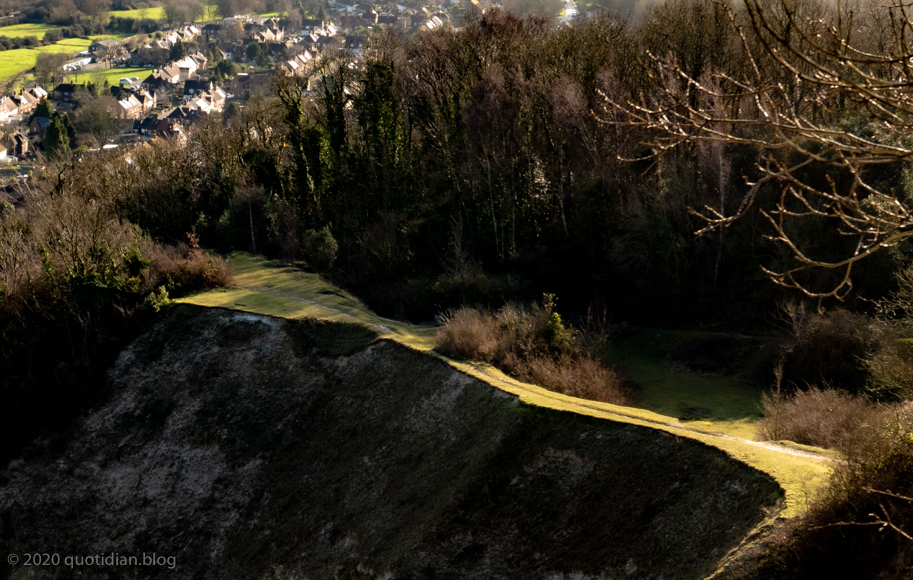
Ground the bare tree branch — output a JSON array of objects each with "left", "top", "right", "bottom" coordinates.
[{"left": 598, "top": 0, "right": 913, "bottom": 299}]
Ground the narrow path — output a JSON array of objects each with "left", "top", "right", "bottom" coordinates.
[
  {"left": 460, "top": 356, "right": 831, "bottom": 463},
  {"left": 178, "top": 252, "right": 833, "bottom": 519},
  {"left": 242, "top": 281, "right": 830, "bottom": 466},
  {"left": 246, "top": 284, "right": 395, "bottom": 333}
]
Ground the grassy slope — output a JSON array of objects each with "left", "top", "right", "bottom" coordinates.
[
  {"left": 0, "top": 306, "right": 786, "bottom": 579},
  {"left": 0, "top": 36, "right": 137, "bottom": 84},
  {"left": 0, "top": 38, "right": 92, "bottom": 80},
  {"left": 0, "top": 23, "right": 63, "bottom": 39},
  {"left": 178, "top": 252, "right": 832, "bottom": 519}
]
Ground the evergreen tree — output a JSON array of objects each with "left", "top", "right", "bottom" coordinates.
[
  {"left": 44, "top": 113, "right": 71, "bottom": 161},
  {"left": 29, "top": 99, "right": 52, "bottom": 123},
  {"left": 208, "top": 44, "right": 222, "bottom": 63},
  {"left": 170, "top": 40, "right": 188, "bottom": 61}
]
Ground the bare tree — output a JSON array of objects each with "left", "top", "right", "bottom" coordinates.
[
  {"left": 34, "top": 52, "right": 71, "bottom": 87},
  {"left": 601, "top": 0, "right": 913, "bottom": 300},
  {"left": 72, "top": 92, "right": 131, "bottom": 145},
  {"left": 75, "top": 0, "right": 112, "bottom": 22},
  {"left": 163, "top": 0, "right": 189, "bottom": 25}
]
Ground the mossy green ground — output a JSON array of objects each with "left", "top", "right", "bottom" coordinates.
[
  {"left": 178, "top": 252, "right": 832, "bottom": 518},
  {"left": 601, "top": 329, "right": 774, "bottom": 440}
]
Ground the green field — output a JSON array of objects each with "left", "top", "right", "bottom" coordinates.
[
  {"left": 43, "top": 38, "right": 93, "bottom": 50},
  {"left": 0, "top": 38, "right": 92, "bottom": 82},
  {"left": 89, "top": 32, "right": 133, "bottom": 40},
  {"left": 0, "top": 23, "right": 64, "bottom": 40},
  {"left": 108, "top": 6, "right": 167, "bottom": 20}
]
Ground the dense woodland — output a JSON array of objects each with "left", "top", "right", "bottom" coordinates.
[{"left": 4, "top": 0, "right": 913, "bottom": 576}]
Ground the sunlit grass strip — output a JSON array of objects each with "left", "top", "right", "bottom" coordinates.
[
  {"left": 108, "top": 7, "right": 167, "bottom": 20},
  {"left": 0, "top": 23, "right": 64, "bottom": 39},
  {"left": 177, "top": 251, "right": 833, "bottom": 518}
]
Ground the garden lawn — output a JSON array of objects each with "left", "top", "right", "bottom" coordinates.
[{"left": 75, "top": 67, "right": 150, "bottom": 87}]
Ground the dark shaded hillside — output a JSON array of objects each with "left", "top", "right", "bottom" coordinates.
[{"left": 0, "top": 306, "right": 782, "bottom": 579}]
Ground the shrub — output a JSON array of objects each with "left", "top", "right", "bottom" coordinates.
[
  {"left": 145, "top": 241, "right": 234, "bottom": 293},
  {"left": 780, "top": 307, "right": 891, "bottom": 394},
  {"left": 435, "top": 306, "right": 512, "bottom": 364},
  {"left": 144, "top": 286, "right": 171, "bottom": 312},
  {"left": 435, "top": 297, "right": 629, "bottom": 405},
  {"left": 862, "top": 338, "right": 913, "bottom": 400},
  {"left": 511, "top": 353, "right": 628, "bottom": 405},
  {"left": 756, "top": 387, "right": 885, "bottom": 450},
  {"left": 302, "top": 226, "right": 338, "bottom": 273},
  {"left": 770, "top": 404, "right": 913, "bottom": 579}
]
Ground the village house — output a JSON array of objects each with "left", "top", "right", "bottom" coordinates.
[
  {"left": 11, "top": 132, "right": 28, "bottom": 158},
  {"left": 183, "top": 79, "right": 214, "bottom": 96},
  {"left": 345, "top": 35, "right": 366, "bottom": 54},
  {"left": 53, "top": 83, "right": 80, "bottom": 103},
  {"left": 29, "top": 116, "right": 51, "bottom": 140},
  {"left": 230, "top": 72, "right": 272, "bottom": 100},
  {"left": 135, "top": 115, "right": 186, "bottom": 141},
  {"left": 338, "top": 0, "right": 358, "bottom": 12},
  {"left": 218, "top": 43, "right": 236, "bottom": 60},
  {"left": 11, "top": 87, "right": 48, "bottom": 115},
  {"left": 140, "top": 74, "right": 172, "bottom": 94},
  {"left": 144, "top": 52, "right": 209, "bottom": 86},
  {"left": 116, "top": 88, "right": 157, "bottom": 120},
  {"left": 186, "top": 87, "right": 227, "bottom": 113},
  {"left": 166, "top": 106, "right": 209, "bottom": 127},
  {"left": 202, "top": 23, "right": 221, "bottom": 41},
  {"left": 283, "top": 50, "right": 316, "bottom": 76},
  {"left": 0, "top": 97, "right": 17, "bottom": 120},
  {"left": 134, "top": 90, "right": 156, "bottom": 113},
  {"left": 301, "top": 19, "right": 326, "bottom": 33},
  {"left": 117, "top": 94, "right": 143, "bottom": 119},
  {"left": 336, "top": 15, "right": 368, "bottom": 32},
  {"left": 178, "top": 25, "right": 200, "bottom": 42}
]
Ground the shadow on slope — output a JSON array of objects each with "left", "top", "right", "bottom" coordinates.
[{"left": 0, "top": 306, "right": 782, "bottom": 580}]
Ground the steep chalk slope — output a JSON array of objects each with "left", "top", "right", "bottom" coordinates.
[{"left": 1, "top": 307, "right": 782, "bottom": 579}]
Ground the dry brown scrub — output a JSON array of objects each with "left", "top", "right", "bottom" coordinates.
[
  {"left": 435, "top": 302, "right": 629, "bottom": 405},
  {"left": 756, "top": 388, "right": 887, "bottom": 451}
]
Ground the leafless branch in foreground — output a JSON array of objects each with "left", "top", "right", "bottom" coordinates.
[{"left": 599, "top": 0, "right": 913, "bottom": 299}]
